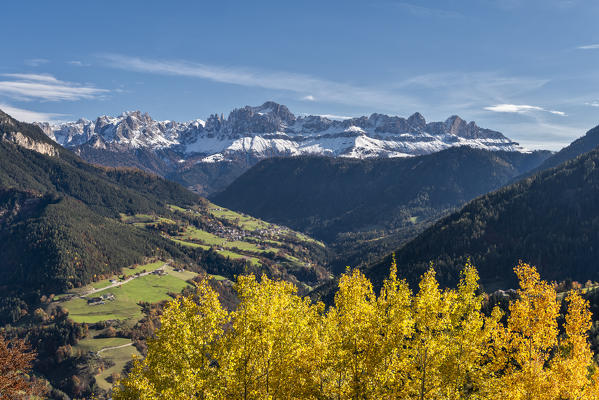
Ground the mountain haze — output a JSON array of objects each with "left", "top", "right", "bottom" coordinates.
[{"left": 528, "top": 124, "right": 599, "bottom": 175}]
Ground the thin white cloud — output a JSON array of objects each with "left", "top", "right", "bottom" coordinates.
[
  {"left": 68, "top": 60, "right": 91, "bottom": 67},
  {"left": 397, "top": 72, "right": 548, "bottom": 96},
  {"left": 585, "top": 101, "right": 599, "bottom": 107},
  {"left": 484, "top": 104, "right": 566, "bottom": 116},
  {"left": 391, "top": 71, "right": 550, "bottom": 119},
  {"left": 302, "top": 95, "right": 316, "bottom": 101},
  {"left": 0, "top": 103, "right": 67, "bottom": 122},
  {"left": 2, "top": 73, "right": 60, "bottom": 83},
  {"left": 0, "top": 73, "right": 108, "bottom": 101},
  {"left": 24, "top": 58, "right": 49, "bottom": 67},
  {"left": 99, "top": 54, "right": 417, "bottom": 110},
  {"left": 577, "top": 44, "right": 599, "bottom": 50},
  {"left": 395, "top": 2, "right": 463, "bottom": 18}
]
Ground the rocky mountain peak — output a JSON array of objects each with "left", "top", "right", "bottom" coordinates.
[
  {"left": 254, "top": 101, "right": 295, "bottom": 121},
  {"left": 204, "top": 113, "right": 225, "bottom": 133},
  {"left": 445, "top": 115, "right": 468, "bottom": 136},
  {"left": 227, "top": 101, "right": 296, "bottom": 134},
  {"left": 407, "top": 112, "right": 426, "bottom": 131}
]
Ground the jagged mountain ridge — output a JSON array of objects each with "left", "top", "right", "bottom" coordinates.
[
  {"left": 38, "top": 101, "right": 521, "bottom": 158},
  {"left": 36, "top": 102, "right": 524, "bottom": 194}
]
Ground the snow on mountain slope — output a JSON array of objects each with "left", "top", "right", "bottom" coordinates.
[{"left": 36, "top": 102, "right": 524, "bottom": 164}]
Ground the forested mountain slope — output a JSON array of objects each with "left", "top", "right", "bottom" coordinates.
[
  {"left": 212, "top": 147, "right": 550, "bottom": 243},
  {"left": 367, "top": 143, "right": 599, "bottom": 291}
]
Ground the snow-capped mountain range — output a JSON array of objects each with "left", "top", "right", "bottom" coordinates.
[
  {"left": 35, "top": 102, "right": 524, "bottom": 195},
  {"left": 37, "top": 101, "right": 522, "bottom": 160}
]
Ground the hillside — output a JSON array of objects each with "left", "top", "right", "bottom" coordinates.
[
  {"left": 367, "top": 143, "right": 599, "bottom": 291},
  {"left": 0, "top": 110, "right": 328, "bottom": 295},
  {"left": 212, "top": 147, "right": 550, "bottom": 265}
]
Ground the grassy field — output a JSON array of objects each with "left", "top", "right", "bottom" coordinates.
[
  {"left": 95, "top": 344, "right": 141, "bottom": 391},
  {"left": 163, "top": 265, "right": 197, "bottom": 281},
  {"left": 71, "top": 329, "right": 141, "bottom": 391},
  {"left": 171, "top": 237, "right": 203, "bottom": 248},
  {"left": 218, "top": 250, "right": 261, "bottom": 266},
  {"left": 61, "top": 273, "right": 194, "bottom": 323},
  {"left": 208, "top": 205, "right": 270, "bottom": 231},
  {"left": 180, "top": 226, "right": 227, "bottom": 245},
  {"left": 91, "top": 280, "right": 113, "bottom": 290},
  {"left": 83, "top": 261, "right": 166, "bottom": 291},
  {"left": 75, "top": 332, "right": 131, "bottom": 353},
  {"left": 246, "top": 237, "right": 284, "bottom": 247},
  {"left": 178, "top": 226, "right": 267, "bottom": 253},
  {"left": 167, "top": 204, "right": 186, "bottom": 213},
  {"left": 126, "top": 261, "right": 164, "bottom": 275},
  {"left": 59, "top": 261, "right": 196, "bottom": 392}
]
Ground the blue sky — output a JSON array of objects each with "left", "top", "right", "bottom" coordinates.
[{"left": 2, "top": 0, "right": 598, "bottom": 149}]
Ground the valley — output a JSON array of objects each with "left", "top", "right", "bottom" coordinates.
[
  {"left": 212, "top": 147, "right": 551, "bottom": 272},
  {"left": 5, "top": 2, "right": 599, "bottom": 398},
  {"left": 119, "top": 202, "right": 329, "bottom": 288},
  {"left": 0, "top": 109, "right": 332, "bottom": 398},
  {"left": 3, "top": 106, "right": 599, "bottom": 399}
]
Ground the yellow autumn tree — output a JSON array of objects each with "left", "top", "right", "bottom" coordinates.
[
  {"left": 489, "top": 262, "right": 561, "bottom": 400},
  {"left": 402, "top": 267, "right": 453, "bottom": 400},
  {"left": 319, "top": 268, "right": 381, "bottom": 399},
  {"left": 439, "top": 264, "right": 496, "bottom": 400},
  {"left": 550, "top": 291, "right": 596, "bottom": 399},
  {"left": 111, "top": 260, "right": 599, "bottom": 400},
  {"left": 219, "top": 274, "right": 323, "bottom": 400},
  {"left": 373, "top": 255, "right": 414, "bottom": 398}
]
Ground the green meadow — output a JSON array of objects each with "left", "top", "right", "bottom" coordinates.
[{"left": 61, "top": 272, "right": 194, "bottom": 323}]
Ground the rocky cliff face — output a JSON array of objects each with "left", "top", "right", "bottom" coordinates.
[
  {"left": 1, "top": 111, "right": 59, "bottom": 157},
  {"left": 2, "top": 131, "right": 59, "bottom": 157}
]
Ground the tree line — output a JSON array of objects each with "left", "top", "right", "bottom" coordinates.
[{"left": 114, "top": 260, "right": 599, "bottom": 399}]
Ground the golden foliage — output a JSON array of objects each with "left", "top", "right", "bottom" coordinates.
[
  {"left": 0, "top": 333, "right": 45, "bottom": 399},
  {"left": 113, "top": 261, "right": 599, "bottom": 399}
]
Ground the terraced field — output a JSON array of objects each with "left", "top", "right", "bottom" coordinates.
[{"left": 120, "top": 202, "right": 326, "bottom": 272}]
